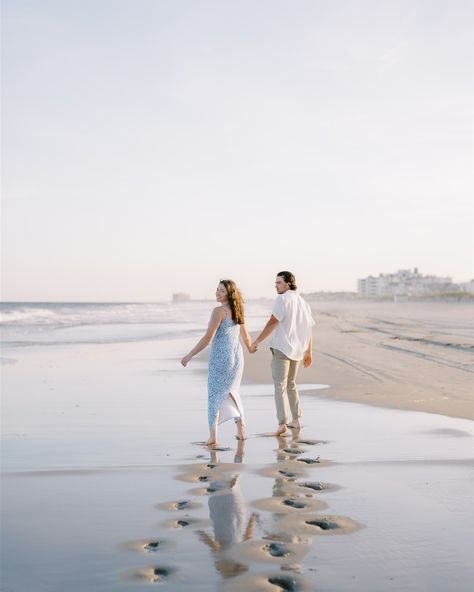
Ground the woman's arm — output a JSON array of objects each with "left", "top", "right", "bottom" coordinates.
[
  {"left": 181, "top": 308, "right": 223, "bottom": 366},
  {"left": 239, "top": 323, "right": 253, "bottom": 352}
]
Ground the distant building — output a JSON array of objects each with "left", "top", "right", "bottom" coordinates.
[
  {"left": 357, "top": 268, "right": 453, "bottom": 298},
  {"left": 303, "top": 291, "right": 358, "bottom": 301},
  {"left": 172, "top": 293, "right": 191, "bottom": 302},
  {"left": 459, "top": 280, "right": 474, "bottom": 294}
]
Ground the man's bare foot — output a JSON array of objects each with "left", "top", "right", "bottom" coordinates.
[
  {"left": 286, "top": 420, "right": 301, "bottom": 429},
  {"left": 275, "top": 424, "right": 288, "bottom": 436},
  {"left": 206, "top": 438, "right": 217, "bottom": 446}
]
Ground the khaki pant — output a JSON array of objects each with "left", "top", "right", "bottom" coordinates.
[{"left": 271, "top": 348, "right": 301, "bottom": 425}]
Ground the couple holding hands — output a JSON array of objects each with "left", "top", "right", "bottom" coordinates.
[{"left": 181, "top": 271, "right": 315, "bottom": 446}]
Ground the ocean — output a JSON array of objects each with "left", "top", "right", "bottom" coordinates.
[{"left": 0, "top": 300, "right": 272, "bottom": 350}]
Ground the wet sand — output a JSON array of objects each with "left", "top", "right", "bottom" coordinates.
[
  {"left": 1, "top": 303, "right": 473, "bottom": 591},
  {"left": 2, "top": 404, "right": 472, "bottom": 591}
]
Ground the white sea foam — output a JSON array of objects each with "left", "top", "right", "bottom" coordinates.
[
  {"left": 0, "top": 302, "right": 207, "bottom": 327},
  {"left": 0, "top": 301, "right": 272, "bottom": 347},
  {"left": 0, "top": 306, "right": 58, "bottom": 325}
]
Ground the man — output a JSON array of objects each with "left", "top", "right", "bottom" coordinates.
[{"left": 252, "top": 271, "right": 314, "bottom": 436}]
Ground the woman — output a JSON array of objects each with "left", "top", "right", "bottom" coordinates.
[{"left": 181, "top": 279, "right": 253, "bottom": 446}]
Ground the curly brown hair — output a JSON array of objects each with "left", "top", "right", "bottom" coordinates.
[{"left": 219, "top": 279, "right": 245, "bottom": 324}]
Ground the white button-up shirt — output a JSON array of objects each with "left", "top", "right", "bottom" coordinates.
[{"left": 269, "top": 290, "right": 315, "bottom": 361}]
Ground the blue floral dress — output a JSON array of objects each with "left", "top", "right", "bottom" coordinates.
[{"left": 207, "top": 309, "right": 244, "bottom": 429}]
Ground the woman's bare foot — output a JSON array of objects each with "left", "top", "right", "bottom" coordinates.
[
  {"left": 236, "top": 419, "right": 247, "bottom": 440},
  {"left": 207, "top": 422, "right": 218, "bottom": 447},
  {"left": 234, "top": 439, "right": 245, "bottom": 463}
]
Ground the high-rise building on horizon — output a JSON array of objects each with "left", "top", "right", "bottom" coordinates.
[{"left": 357, "top": 268, "right": 454, "bottom": 298}]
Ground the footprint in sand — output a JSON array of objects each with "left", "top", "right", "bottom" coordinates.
[
  {"left": 156, "top": 499, "right": 202, "bottom": 512},
  {"left": 296, "top": 457, "right": 320, "bottom": 464},
  {"left": 224, "top": 537, "right": 310, "bottom": 569},
  {"left": 143, "top": 541, "right": 161, "bottom": 552},
  {"left": 161, "top": 515, "right": 210, "bottom": 529},
  {"left": 277, "top": 513, "right": 363, "bottom": 535},
  {"left": 220, "top": 573, "right": 314, "bottom": 592},
  {"left": 152, "top": 567, "right": 171, "bottom": 579},
  {"left": 119, "top": 538, "right": 175, "bottom": 554},
  {"left": 263, "top": 542, "right": 291, "bottom": 558},
  {"left": 268, "top": 574, "right": 301, "bottom": 591},
  {"left": 251, "top": 496, "right": 327, "bottom": 513},
  {"left": 296, "top": 439, "right": 328, "bottom": 446},
  {"left": 278, "top": 470, "right": 297, "bottom": 479},
  {"left": 299, "top": 482, "right": 324, "bottom": 491},
  {"left": 282, "top": 448, "right": 304, "bottom": 455},
  {"left": 221, "top": 571, "right": 310, "bottom": 591},
  {"left": 282, "top": 499, "right": 306, "bottom": 509},
  {"left": 304, "top": 517, "right": 340, "bottom": 531},
  {"left": 123, "top": 565, "right": 177, "bottom": 583}
]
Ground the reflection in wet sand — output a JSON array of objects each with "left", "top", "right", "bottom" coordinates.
[
  {"left": 222, "top": 431, "right": 317, "bottom": 591},
  {"left": 196, "top": 443, "right": 258, "bottom": 578},
  {"left": 122, "top": 429, "right": 359, "bottom": 588}
]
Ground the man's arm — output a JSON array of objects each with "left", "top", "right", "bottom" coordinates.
[
  {"left": 252, "top": 315, "right": 279, "bottom": 349},
  {"left": 303, "top": 336, "right": 312, "bottom": 367}
]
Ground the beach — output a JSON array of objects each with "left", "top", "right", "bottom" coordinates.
[
  {"left": 1, "top": 300, "right": 473, "bottom": 591},
  {"left": 245, "top": 300, "right": 474, "bottom": 420}
]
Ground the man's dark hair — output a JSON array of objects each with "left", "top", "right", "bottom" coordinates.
[{"left": 277, "top": 271, "right": 297, "bottom": 290}]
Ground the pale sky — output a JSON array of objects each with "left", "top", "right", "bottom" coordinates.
[{"left": 2, "top": 0, "right": 473, "bottom": 301}]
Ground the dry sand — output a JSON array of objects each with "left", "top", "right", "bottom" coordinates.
[{"left": 244, "top": 301, "right": 474, "bottom": 420}]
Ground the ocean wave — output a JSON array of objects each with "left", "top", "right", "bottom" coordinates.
[
  {"left": 0, "top": 302, "right": 213, "bottom": 329},
  {"left": 0, "top": 301, "right": 271, "bottom": 328},
  {"left": 0, "top": 301, "right": 272, "bottom": 347}
]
